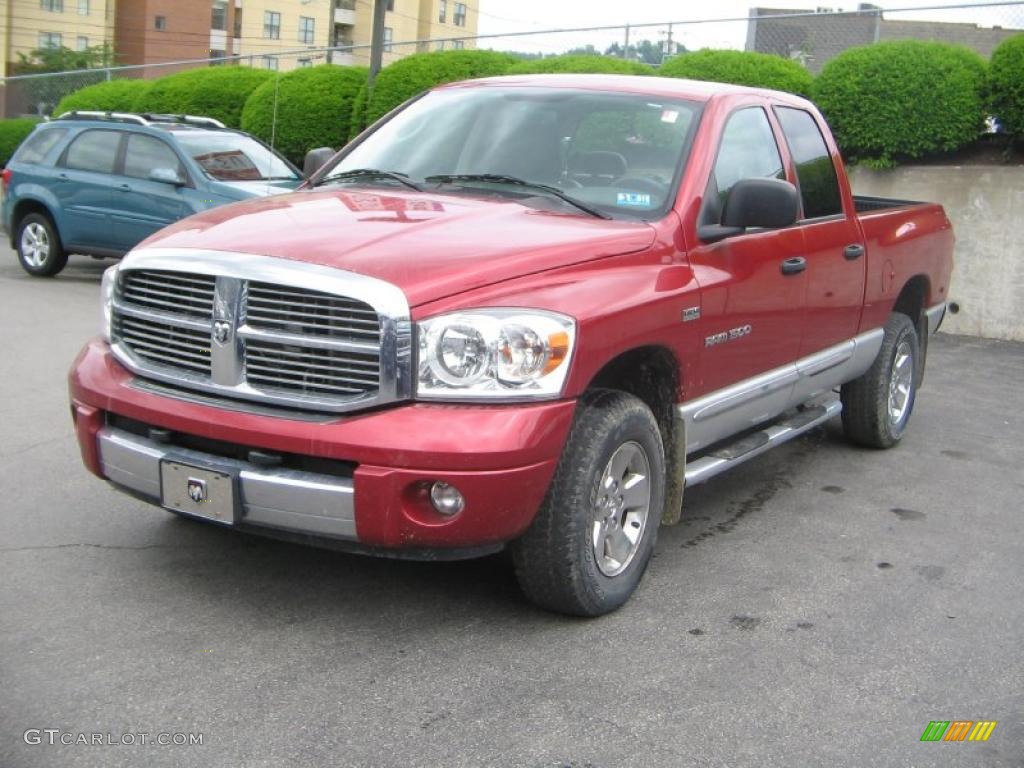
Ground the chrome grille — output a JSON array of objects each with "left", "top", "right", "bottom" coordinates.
[
  {"left": 114, "top": 314, "right": 211, "bottom": 374},
  {"left": 109, "top": 257, "right": 407, "bottom": 414},
  {"left": 245, "top": 340, "right": 380, "bottom": 395},
  {"left": 120, "top": 270, "right": 215, "bottom": 318},
  {"left": 246, "top": 282, "right": 380, "bottom": 343}
]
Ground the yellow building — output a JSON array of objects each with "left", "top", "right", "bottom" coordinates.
[
  {"left": 2, "top": 0, "right": 117, "bottom": 78},
  {"left": 236, "top": 0, "right": 477, "bottom": 72}
]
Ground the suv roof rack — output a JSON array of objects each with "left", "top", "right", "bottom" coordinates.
[
  {"left": 139, "top": 113, "right": 227, "bottom": 129},
  {"left": 54, "top": 111, "right": 227, "bottom": 129}
]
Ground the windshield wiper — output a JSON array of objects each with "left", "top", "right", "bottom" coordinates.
[
  {"left": 424, "top": 173, "right": 611, "bottom": 220},
  {"left": 316, "top": 168, "right": 422, "bottom": 191}
]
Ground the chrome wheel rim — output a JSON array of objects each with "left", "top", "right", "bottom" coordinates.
[
  {"left": 592, "top": 441, "right": 651, "bottom": 578},
  {"left": 20, "top": 223, "right": 50, "bottom": 268},
  {"left": 888, "top": 339, "right": 914, "bottom": 427}
]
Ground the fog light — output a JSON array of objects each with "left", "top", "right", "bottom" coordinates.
[{"left": 429, "top": 482, "right": 465, "bottom": 516}]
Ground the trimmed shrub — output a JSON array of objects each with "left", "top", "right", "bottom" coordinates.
[
  {"left": 989, "top": 33, "right": 1024, "bottom": 138},
  {"left": 814, "top": 40, "right": 987, "bottom": 167},
  {"left": 0, "top": 118, "right": 42, "bottom": 168},
  {"left": 242, "top": 65, "right": 367, "bottom": 164},
  {"left": 352, "top": 50, "right": 517, "bottom": 137},
  {"left": 659, "top": 49, "right": 813, "bottom": 96},
  {"left": 53, "top": 78, "right": 154, "bottom": 117},
  {"left": 135, "top": 67, "right": 274, "bottom": 128},
  {"left": 506, "top": 54, "right": 654, "bottom": 76}
]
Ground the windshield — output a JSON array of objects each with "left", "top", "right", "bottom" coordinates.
[
  {"left": 324, "top": 87, "right": 701, "bottom": 220},
  {"left": 172, "top": 131, "right": 298, "bottom": 182}
]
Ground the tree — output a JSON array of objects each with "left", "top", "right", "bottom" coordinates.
[
  {"left": 604, "top": 39, "right": 685, "bottom": 66},
  {"left": 14, "top": 44, "right": 114, "bottom": 115}
]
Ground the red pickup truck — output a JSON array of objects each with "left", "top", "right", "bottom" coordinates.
[{"left": 69, "top": 75, "right": 953, "bottom": 616}]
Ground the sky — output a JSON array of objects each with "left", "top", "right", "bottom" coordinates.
[{"left": 474, "top": 0, "right": 1024, "bottom": 55}]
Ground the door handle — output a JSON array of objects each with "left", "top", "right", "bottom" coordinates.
[
  {"left": 117, "top": 183, "right": 131, "bottom": 192},
  {"left": 780, "top": 256, "right": 807, "bottom": 276},
  {"left": 844, "top": 243, "right": 865, "bottom": 260},
  {"left": 56, "top": 173, "right": 69, "bottom": 181}
]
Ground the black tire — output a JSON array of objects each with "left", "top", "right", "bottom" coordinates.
[
  {"left": 16, "top": 212, "right": 68, "bottom": 277},
  {"left": 841, "top": 313, "right": 920, "bottom": 449},
  {"left": 511, "top": 389, "right": 665, "bottom": 617}
]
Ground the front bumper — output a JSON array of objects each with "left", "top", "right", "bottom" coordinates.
[{"left": 70, "top": 339, "right": 575, "bottom": 553}]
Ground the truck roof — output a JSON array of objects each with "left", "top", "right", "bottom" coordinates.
[{"left": 436, "top": 73, "right": 813, "bottom": 108}]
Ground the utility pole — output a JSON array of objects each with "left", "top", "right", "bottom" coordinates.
[
  {"left": 623, "top": 24, "right": 630, "bottom": 59},
  {"left": 368, "top": 0, "right": 388, "bottom": 84}
]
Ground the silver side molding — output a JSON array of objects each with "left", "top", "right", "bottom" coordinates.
[{"left": 679, "top": 329, "right": 883, "bottom": 454}]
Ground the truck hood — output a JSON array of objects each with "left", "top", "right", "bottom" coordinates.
[{"left": 136, "top": 187, "right": 656, "bottom": 307}]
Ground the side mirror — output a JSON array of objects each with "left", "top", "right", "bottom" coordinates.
[
  {"left": 149, "top": 167, "right": 186, "bottom": 186},
  {"left": 303, "top": 147, "right": 336, "bottom": 179},
  {"left": 722, "top": 177, "right": 799, "bottom": 229}
]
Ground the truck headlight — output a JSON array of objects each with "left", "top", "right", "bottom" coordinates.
[
  {"left": 100, "top": 263, "right": 120, "bottom": 342},
  {"left": 417, "top": 309, "right": 575, "bottom": 400}
]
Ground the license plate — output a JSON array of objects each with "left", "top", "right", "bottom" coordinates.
[{"left": 160, "top": 461, "right": 236, "bottom": 524}]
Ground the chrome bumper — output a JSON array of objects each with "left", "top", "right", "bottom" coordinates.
[{"left": 97, "top": 427, "right": 357, "bottom": 539}]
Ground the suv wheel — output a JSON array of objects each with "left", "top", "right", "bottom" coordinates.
[{"left": 17, "top": 212, "right": 68, "bottom": 277}]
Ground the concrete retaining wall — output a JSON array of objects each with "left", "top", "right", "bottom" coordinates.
[{"left": 849, "top": 165, "right": 1024, "bottom": 342}]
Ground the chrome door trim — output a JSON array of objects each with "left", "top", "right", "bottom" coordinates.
[{"left": 679, "top": 328, "right": 884, "bottom": 453}]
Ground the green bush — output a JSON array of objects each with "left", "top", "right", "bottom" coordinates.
[
  {"left": 814, "top": 40, "right": 987, "bottom": 167},
  {"left": 0, "top": 118, "right": 42, "bottom": 168},
  {"left": 989, "top": 34, "right": 1024, "bottom": 138},
  {"left": 506, "top": 54, "right": 653, "bottom": 76},
  {"left": 352, "top": 50, "right": 517, "bottom": 137},
  {"left": 241, "top": 65, "right": 367, "bottom": 165},
  {"left": 135, "top": 67, "right": 274, "bottom": 128},
  {"left": 659, "top": 49, "right": 813, "bottom": 96},
  {"left": 53, "top": 78, "right": 154, "bottom": 117}
]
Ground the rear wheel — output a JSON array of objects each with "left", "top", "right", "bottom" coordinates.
[
  {"left": 511, "top": 389, "right": 665, "bottom": 616},
  {"left": 17, "top": 212, "right": 67, "bottom": 277},
  {"left": 841, "top": 313, "right": 920, "bottom": 448}
]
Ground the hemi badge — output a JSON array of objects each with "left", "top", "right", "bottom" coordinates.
[{"left": 682, "top": 307, "right": 701, "bottom": 322}]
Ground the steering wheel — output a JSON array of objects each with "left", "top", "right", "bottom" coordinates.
[{"left": 614, "top": 176, "right": 665, "bottom": 196}]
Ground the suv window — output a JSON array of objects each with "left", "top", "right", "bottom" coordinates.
[
  {"left": 775, "top": 106, "right": 843, "bottom": 219},
  {"left": 64, "top": 130, "right": 122, "bottom": 174},
  {"left": 124, "top": 134, "right": 183, "bottom": 180},
  {"left": 712, "top": 108, "right": 784, "bottom": 200},
  {"left": 12, "top": 127, "right": 69, "bottom": 164}
]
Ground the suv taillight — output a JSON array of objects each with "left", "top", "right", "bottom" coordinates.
[{"left": 1, "top": 169, "right": 10, "bottom": 193}]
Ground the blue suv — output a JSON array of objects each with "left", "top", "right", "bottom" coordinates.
[{"left": 1, "top": 112, "right": 303, "bottom": 276}]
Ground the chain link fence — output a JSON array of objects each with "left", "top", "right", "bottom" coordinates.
[{"left": 2, "top": 1, "right": 1022, "bottom": 118}]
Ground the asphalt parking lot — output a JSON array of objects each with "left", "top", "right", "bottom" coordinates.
[{"left": 0, "top": 250, "right": 1021, "bottom": 768}]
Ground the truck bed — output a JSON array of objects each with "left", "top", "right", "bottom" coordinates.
[{"left": 853, "top": 195, "right": 923, "bottom": 214}]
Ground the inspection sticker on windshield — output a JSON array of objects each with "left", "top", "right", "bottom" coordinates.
[
  {"left": 617, "top": 192, "right": 651, "bottom": 207},
  {"left": 661, "top": 109, "right": 679, "bottom": 124}
]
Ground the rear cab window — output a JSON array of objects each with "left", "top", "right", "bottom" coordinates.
[
  {"left": 774, "top": 106, "right": 843, "bottom": 219},
  {"left": 12, "top": 127, "right": 70, "bottom": 165}
]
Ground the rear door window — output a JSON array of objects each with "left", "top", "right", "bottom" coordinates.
[
  {"left": 63, "top": 130, "right": 123, "bottom": 174},
  {"left": 123, "top": 134, "right": 184, "bottom": 180},
  {"left": 12, "top": 127, "right": 69, "bottom": 165},
  {"left": 774, "top": 106, "right": 843, "bottom": 219}
]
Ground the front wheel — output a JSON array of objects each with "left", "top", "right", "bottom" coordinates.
[
  {"left": 841, "top": 313, "right": 920, "bottom": 449},
  {"left": 511, "top": 389, "right": 665, "bottom": 617},
  {"left": 17, "top": 212, "right": 68, "bottom": 277}
]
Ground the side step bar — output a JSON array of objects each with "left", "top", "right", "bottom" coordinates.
[{"left": 684, "top": 400, "right": 843, "bottom": 487}]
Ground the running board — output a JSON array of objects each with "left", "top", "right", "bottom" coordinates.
[{"left": 684, "top": 401, "right": 843, "bottom": 487}]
